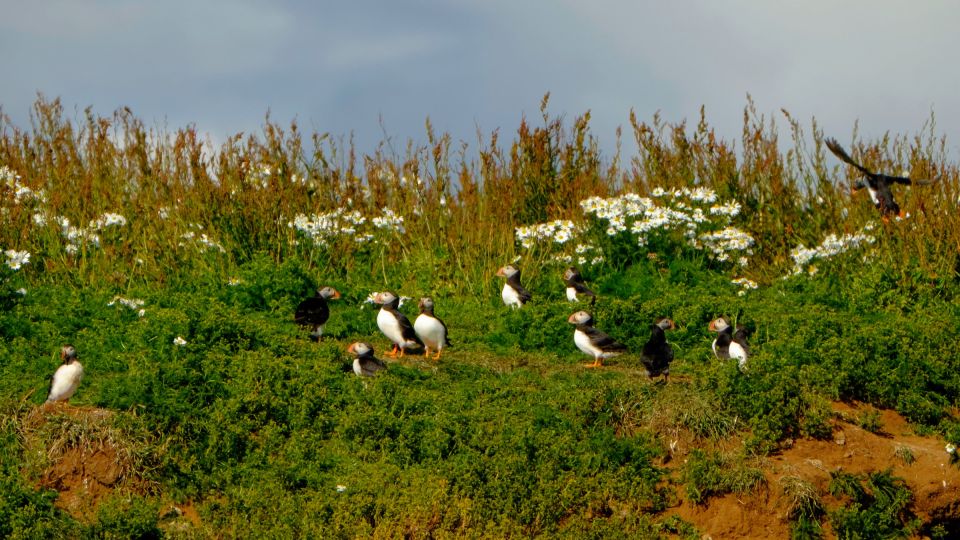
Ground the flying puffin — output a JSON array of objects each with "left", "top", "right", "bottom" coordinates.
[
  {"left": 414, "top": 297, "right": 451, "bottom": 360},
  {"left": 347, "top": 342, "right": 387, "bottom": 377},
  {"left": 563, "top": 267, "right": 597, "bottom": 305},
  {"left": 496, "top": 264, "right": 532, "bottom": 308},
  {"left": 825, "top": 137, "right": 935, "bottom": 220},
  {"left": 47, "top": 345, "right": 84, "bottom": 403},
  {"left": 294, "top": 286, "right": 340, "bottom": 340},
  {"left": 709, "top": 317, "right": 748, "bottom": 371},
  {"left": 568, "top": 311, "right": 628, "bottom": 368},
  {"left": 372, "top": 291, "right": 423, "bottom": 357},
  {"left": 640, "top": 318, "right": 675, "bottom": 381}
]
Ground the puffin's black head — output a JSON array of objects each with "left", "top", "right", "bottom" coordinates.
[
  {"left": 567, "top": 311, "right": 593, "bottom": 326},
  {"left": 61, "top": 345, "right": 77, "bottom": 364},
  {"left": 318, "top": 286, "right": 341, "bottom": 300},
  {"left": 654, "top": 318, "right": 675, "bottom": 331},
  {"left": 563, "top": 267, "right": 580, "bottom": 281},
  {"left": 496, "top": 265, "right": 520, "bottom": 279},
  {"left": 708, "top": 317, "right": 730, "bottom": 333},
  {"left": 347, "top": 342, "right": 374, "bottom": 358},
  {"left": 419, "top": 297, "right": 435, "bottom": 313}
]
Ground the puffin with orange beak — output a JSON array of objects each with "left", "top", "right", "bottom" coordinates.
[
  {"left": 709, "top": 317, "right": 748, "bottom": 371},
  {"left": 347, "top": 342, "right": 387, "bottom": 377},
  {"left": 568, "top": 310, "right": 627, "bottom": 368},
  {"left": 372, "top": 291, "right": 422, "bottom": 358},
  {"left": 294, "top": 286, "right": 340, "bottom": 340},
  {"left": 47, "top": 345, "right": 84, "bottom": 403},
  {"left": 496, "top": 264, "right": 532, "bottom": 308},
  {"left": 414, "top": 297, "right": 451, "bottom": 360},
  {"left": 825, "top": 137, "right": 935, "bottom": 221},
  {"left": 640, "top": 318, "right": 675, "bottom": 381}
]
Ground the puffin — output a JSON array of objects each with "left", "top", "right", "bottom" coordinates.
[
  {"left": 372, "top": 291, "right": 423, "bottom": 357},
  {"left": 47, "top": 345, "right": 84, "bottom": 403},
  {"left": 294, "top": 286, "right": 341, "bottom": 340},
  {"left": 347, "top": 342, "right": 387, "bottom": 377},
  {"left": 568, "top": 310, "right": 628, "bottom": 368},
  {"left": 825, "top": 137, "right": 935, "bottom": 220},
  {"left": 563, "top": 267, "right": 597, "bottom": 305},
  {"left": 414, "top": 297, "right": 451, "bottom": 360},
  {"left": 495, "top": 264, "right": 532, "bottom": 308},
  {"left": 709, "top": 317, "right": 748, "bottom": 371},
  {"left": 640, "top": 318, "right": 675, "bottom": 381}
]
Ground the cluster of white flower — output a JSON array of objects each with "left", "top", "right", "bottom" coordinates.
[
  {"left": 180, "top": 230, "right": 227, "bottom": 253},
  {"left": 731, "top": 277, "right": 758, "bottom": 296},
  {"left": 93, "top": 212, "right": 128, "bottom": 228},
  {"left": 788, "top": 224, "right": 877, "bottom": 276},
  {"left": 515, "top": 220, "right": 579, "bottom": 249},
  {"left": 371, "top": 208, "right": 406, "bottom": 234},
  {"left": 108, "top": 296, "right": 146, "bottom": 317},
  {"left": 4, "top": 249, "right": 31, "bottom": 271},
  {"left": 581, "top": 188, "right": 754, "bottom": 264},
  {"left": 709, "top": 200, "right": 742, "bottom": 218},
  {"left": 1, "top": 166, "right": 46, "bottom": 205},
  {"left": 699, "top": 227, "right": 756, "bottom": 263},
  {"left": 173, "top": 336, "right": 187, "bottom": 347},
  {"left": 290, "top": 207, "right": 405, "bottom": 247},
  {"left": 56, "top": 216, "right": 101, "bottom": 254}
]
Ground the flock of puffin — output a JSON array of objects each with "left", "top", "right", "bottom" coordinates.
[
  {"left": 288, "top": 263, "right": 750, "bottom": 382},
  {"left": 42, "top": 138, "right": 930, "bottom": 399}
]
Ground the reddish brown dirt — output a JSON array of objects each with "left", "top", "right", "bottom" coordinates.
[
  {"left": 662, "top": 402, "right": 960, "bottom": 538},
  {"left": 26, "top": 404, "right": 201, "bottom": 532},
  {"left": 40, "top": 443, "right": 127, "bottom": 517}
]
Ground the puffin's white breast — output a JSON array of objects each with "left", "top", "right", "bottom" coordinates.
[
  {"left": 729, "top": 342, "right": 748, "bottom": 370},
  {"left": 566, "top": 287, "right": 578, "bottom": 302},
  {"left": 574, "top": 329, "right": 600, "bottom": 358},
  {"left": 501, "top": 284, "right": 522, "bottom": 308},
  {"left": 414, "top": 314, "right": 446, "bottom": 350},
  {"left": 48, "top": 362, "right": 84, "bottom": 402},
  {"left": 377, "top": 308, "right": 405, "bottom": 345}
]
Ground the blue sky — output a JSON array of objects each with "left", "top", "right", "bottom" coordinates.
[{"left": 2, "top": 1, "right": 959, "bottom": 161}]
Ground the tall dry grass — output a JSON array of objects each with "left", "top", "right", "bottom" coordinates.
[{"left": 1, "top": 94, "right": 958, "bottom": 294}]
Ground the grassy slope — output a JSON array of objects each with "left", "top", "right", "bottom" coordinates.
[
  {"left": 1, "top": 98, "right": 959, "bottom": 537},
  {"left": 2, "top": 253, "right": 959, "bottom": 537}
]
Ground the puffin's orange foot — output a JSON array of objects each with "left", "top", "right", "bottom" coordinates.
[
  {"left": 386, "top": 345, "right": 399, "bottom": 358},
  {"left": 423, "top": 348, "right": 431, "bottom": 359},
  {"left": 583, "top": 361, "right": 602, "bottom": 368},
  {"left": 433, "top": 351, "right": 442, "bottom": 361}
]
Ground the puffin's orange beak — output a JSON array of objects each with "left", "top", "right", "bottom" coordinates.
[
  {"left": 708, "top": 319, "right": 719, "bottom": 332},
  {"left": 495, "top": 267, "right": 507, "bottom": 277},
  {"left": 332, "top": 290, "right": 341, "bottom": 300}
]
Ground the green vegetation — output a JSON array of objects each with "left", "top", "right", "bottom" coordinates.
[
  {"left": 828, "top": 469, "right": 920, "bottom": 539},
  {"left": 1, "top": 95, "right": 959, "bottom": 536}
]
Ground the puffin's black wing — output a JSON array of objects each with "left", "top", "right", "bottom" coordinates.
[
  {"left": 435, "top": 315, "right": 452, "bottom": 346},
  {"left": 571, "top": 281, "right": 597, "bottom": 300},
  {"left": 584, "top": 325, "right": 627, "bottom": 352},
  {"left": 733, "top": 326, "right": 751, "bottom": 355},
  {"left": 826, "top": 138, "right": 933, "bottom": 187},
  {"left": 874, "top": 172, "right": 934, "bottom": 187},
  {"left": 396, "top": 312, "right": 424, "bottom": 346},
  {"left": 515, "top": 284, "right": 533, "bottom": 305},
  {"left": 640, "top": 327, "right": 672, "bottom": 375},
  {"left": 825, "top": 138, "right": 875, "bottom": 177},
  {"left": 294, "top": 297, "right": 329, "bottom": 326}
]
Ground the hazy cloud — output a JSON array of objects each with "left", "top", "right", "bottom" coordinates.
[{"left": 2, "top": 0, "right": 958, "bottom": 158}]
